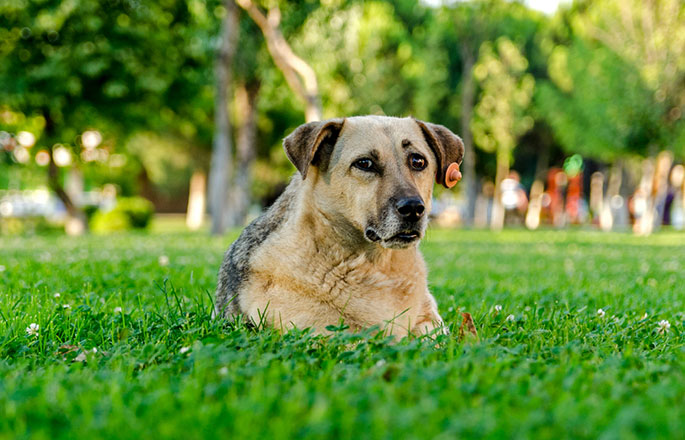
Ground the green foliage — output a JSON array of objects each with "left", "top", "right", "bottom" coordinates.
[
  {"left": 431, "top": 0, "right": 544, "bottom": 123},
  {"left": 0, "top": 216, "right": 62, "bottom": 236},
  {"left": 0, "top": 0, "right": 208, "bottom": 137},
  {"left": 537, "top": 0, "right": 685, "bottom": 159},
  {"left": 1, "top": 229, "right": 684, "bottom": 437},
  {"left": 0, "top": 0, "right": 220, "bottom": 195},
  {"left": 116, "top": 196, "right": 155, "bottom": 228},
  {"left": 537, "top": 39, "right": 660, "bottom": 161},
  {"left": 90, "top": 196, "right": 154, "bottom": 233},
  {"left": 296, "top": 1, "right": 419, "bottom": 117},
  {"left": 472, "top": 37, "right": 535, "bottom": 156},
  {"left": 80, "top": 155, "right": 144, "bottom": 197},
  {"left": 2, "top": 0, "right": 684, "bottom": 204},
  {"left": 125, "top": 133, "right": 199, "bottom": 198},
  {"left": 90, "top": 209, "right": 131, "bottom": 233}
]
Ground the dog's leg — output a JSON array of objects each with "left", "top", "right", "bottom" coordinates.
[{"left": 413, "top": 292, "right": 448, "bottom": 336}]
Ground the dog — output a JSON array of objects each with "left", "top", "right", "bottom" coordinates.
[{"left": 214, "top": 115, "right": 464, "bottom": 336}]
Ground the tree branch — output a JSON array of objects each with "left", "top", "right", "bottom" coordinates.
[{"left": 236, "top": 0, "right": 322, "bottom": 121}]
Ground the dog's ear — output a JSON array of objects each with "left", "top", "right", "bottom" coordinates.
[
  {"left": 283, "top": 118, "right": 345, "bottom": 179},
  {"left": 414, "top": 119, "right": 465, "bottom": 188}
]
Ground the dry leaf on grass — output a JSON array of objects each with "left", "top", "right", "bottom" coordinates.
[{"left": 458, "top": 312, "right": 479, "bottom": 342}]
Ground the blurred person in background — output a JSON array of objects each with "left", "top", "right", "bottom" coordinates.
[
  {"left": 500, "top": 171, "right": 528, "bottom": 225},
  {"left": 545, "top": 168, "right": 567, "bottom": 228},
  {"left": 666, "top": 165, "right": 684, "bottom": 229},
  {"left": 474, "top": 180, "right": 495, "bottom": 228}
]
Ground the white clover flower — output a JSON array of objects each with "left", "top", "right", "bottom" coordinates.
[
  {"left": 62, "top": 304, "right": 71, "bottom": 309},
  {"left": 114, "top": 307, "right": 122, "bottom": 313},
  {"left": 158, "top": 255, "right": 169, "bottom": 266},
  {"left": 92, "top": 347, "right": 98, "bottom": 353},
  {"left": 505, "top": 314, "right": 515, "bottom": 322},
  {"left": 179, "top": 346, "right": 190, "bottom": 354},
  {"left": 657, "top": 320, "right": 671, "bottom": 335},
  {"left": 597, "top": 308, "right": 606, "bottom": 318},
  {"left": 26, "top": 323, "right": 39, "bottom": 337},
  {"left": 53, "top": 293, "right": 61, "bottom": 298},
  {"left": 495, "top": 305, "right": 502, "bottom": 312},
  {"left": 218, "top": 366, "right": 228, "bottom": 376}
]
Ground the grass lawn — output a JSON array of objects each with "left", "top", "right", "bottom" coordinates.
[{"left": 1, "top": 227, "right": 684, "bottom": 439}]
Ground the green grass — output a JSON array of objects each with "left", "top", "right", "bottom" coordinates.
[{"left": 1, "top": 228, "right": 683, "bottom": 439}]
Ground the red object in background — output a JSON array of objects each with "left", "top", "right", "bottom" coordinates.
[
  {"left": 545, "top": 168, "right": 566, "bottom": 226},
  {"left": 565, "top": 172, "right": 583, "bottom": 224}
]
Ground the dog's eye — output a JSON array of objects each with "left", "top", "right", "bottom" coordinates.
[
  {"left": 353, "top": 158, "right": 375, "bottom": 172},
  {"left": 409, "top": 154, "right": 427, "bottom": 171}
]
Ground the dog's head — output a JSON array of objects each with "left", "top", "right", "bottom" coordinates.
[{"left": 284, "top": 116, "right": 464, "bottom": 249}]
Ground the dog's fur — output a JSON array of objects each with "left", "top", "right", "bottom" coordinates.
[{"left": 215, "top": 116, "right": 464, "bottom": 336}]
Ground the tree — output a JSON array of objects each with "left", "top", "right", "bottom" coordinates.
[
  {"left": 225, "top": 13, "right": 265, "bottom": 228},
  {"left": 0, "top": 0, "right": 219, "bottom": 233},
  {"left": 433, "top": 0, "right": 543, "bottom": 224},
  {"left": 226, "top": 81, "right": 260, "bottom": 227},
  {"left": 582, "top": 0, "right": 685, "bottom": 155},
  {"left": 207, "top": 0, "right": 325, "bottom": 234},
  {"left": 472, "top": 37, "right": 534, "bottom": 230},
  {"left": 208, "top": 0, "right": 239, "bottom": 235},
  {"left": 537, "top": 40, "right": 656, "bottom": 161},
  {"left": 537, "top": 0, "right": 685, "bottom": 160}
]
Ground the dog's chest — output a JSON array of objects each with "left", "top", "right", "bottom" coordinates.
[{"left": 246, "top": 242, "right": 427, "bottom": 328}]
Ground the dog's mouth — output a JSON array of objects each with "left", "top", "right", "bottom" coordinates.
[
  {"left": 389, "top": 231, "right": 420, "bottom": 242},
  {"left": 365, "top": 227, "right": 421, "bottom": 248}
]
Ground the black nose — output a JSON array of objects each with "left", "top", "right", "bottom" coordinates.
[{"left": 395, "top": 197, "right": 425, "bottom": 221}]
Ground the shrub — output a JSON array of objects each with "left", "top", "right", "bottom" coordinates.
[
  {"left": 0, "top": 216, "right": 63, "bottom": 236},
  {"left": 90, "top": 209, "right": 131, "bottom": 233},
  {"left": 90, "top": 197, "right": 154, "bottom": 233},
  {"left": 115, "top": 197, "right": 155, "bottom": 229}
]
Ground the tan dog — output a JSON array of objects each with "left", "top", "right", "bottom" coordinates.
[{"left": 215, "top": 116, "right": 464, "bottom": 336}]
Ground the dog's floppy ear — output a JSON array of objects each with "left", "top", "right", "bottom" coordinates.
[
  {"left": 414, "top": 118, "right": 465, "bottom": 188},
  {"left": 283, "top": 118, "right": 345, "bottom": 179}
]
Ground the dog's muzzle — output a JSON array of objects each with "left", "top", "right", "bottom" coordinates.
[{"left": 364, "top": 196, "right": 427, "bottom": 248}]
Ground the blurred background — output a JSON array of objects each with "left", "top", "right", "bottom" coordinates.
[{"left": 1, "top": 0, "right": 684, "bottom": 236}]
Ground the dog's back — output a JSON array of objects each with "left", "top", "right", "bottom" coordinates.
[{"left": 214, "top": 182, "right": 296, "bottom": 318}]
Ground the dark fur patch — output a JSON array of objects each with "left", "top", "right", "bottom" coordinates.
[
  {"left": 283, "top": 119, "right": 344, "bottom": 179},
  {"left": 214, "top": 183, "right": 295, "bottom": 318}
]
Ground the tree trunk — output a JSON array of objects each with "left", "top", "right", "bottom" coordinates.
[
  {"left": 226, "top": 81, "right": 260, "bottom": 227},
  {"left": 43, "top": 109, "right": 87, "bottom": 235},
  {"left": 208, "top": 0, "right": 239, "bottom": 235},
  {"left": 490, "top": 149, "right": 509, "bottom": 231},
  {"left": 236, "top": 0, "right": 322, "bottom": 122},
  {"left": 460, "top": 43, "right": 477, "bottom": 225},
  {"left": 186, "top": 169, "right": 206, "bottom": 230}
]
